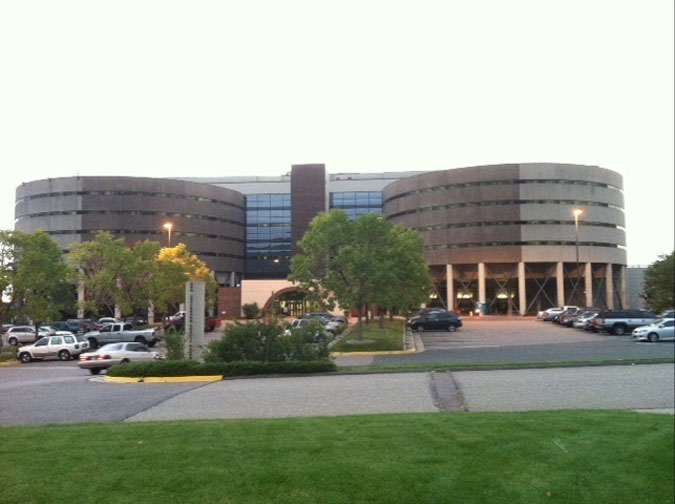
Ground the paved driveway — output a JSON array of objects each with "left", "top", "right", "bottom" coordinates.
[{"left": 419, "top": 317, "right": 607, "bottom": 349}]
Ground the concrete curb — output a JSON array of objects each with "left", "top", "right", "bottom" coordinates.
[
  {"left": 0, "top": 360, "right": 20, "bottom": 367},
  {"left": 104, "top": 375, "right": 223, "bottom": 384}
]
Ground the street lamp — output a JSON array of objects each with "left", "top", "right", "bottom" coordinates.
[
  {"left": 573, "top": 208, "right": 584, "bottom": 303},
  {"left": 163, "top": 222, "right": 173, "bottom": 247}
]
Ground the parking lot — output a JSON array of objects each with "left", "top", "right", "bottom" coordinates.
[{"left": 418, "top": 316, "right": 609, "bottom": 350}]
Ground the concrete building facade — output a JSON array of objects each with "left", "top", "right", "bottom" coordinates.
[{"left": 15, "top": 163, "right": 628, "bottom": 317}]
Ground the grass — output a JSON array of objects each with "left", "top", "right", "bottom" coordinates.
[
  {"left": 1, "top": 411, "right": 673, "bottom": 503},
  {"left": 331, "top": 319, "right": 405, "bottom": 352},
  {"left": 337, "top": 357, "right": 675, "bottom": 374},
  {"left": 0, "top": 347, "right": 15, "bottom": 362}
]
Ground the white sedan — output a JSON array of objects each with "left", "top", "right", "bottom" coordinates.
[
  {"left": 633, "top": 319, "right": 675, "bottom": 343},
  {"left": 78, "top": 342, "right": 163, "bottom": 375}
]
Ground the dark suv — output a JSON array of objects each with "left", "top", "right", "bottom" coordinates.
[
  {"left": 592, "top": 310, "right": 658, "bottom": 335},
  {"left": 410, "top": 312, "right": 463, "bottom": 333}
]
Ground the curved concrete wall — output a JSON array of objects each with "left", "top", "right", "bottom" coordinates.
[
  {"left": 15, "top": 176, "right": 246, "bottom": 277},
  {"left": 383, "top": 163, "right": 627, "bottom": 266}
]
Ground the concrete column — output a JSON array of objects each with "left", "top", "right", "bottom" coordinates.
[
  {"left": 584, "top": 262, "right": 593, "bottom": 308},
  {"left": 446, "top": 264, "right": 454, "bottom": 311},
  {"left": 556, "top": 262, "right": 565, "bottom": 307},
  {"left": 147, "top": 302, "right": 155, "bottom": 325},
  {"left": 605, "top": 263, "right": 614, "bottom": 309},
  {"left": 518, "top": 262, "right": 526, "bottom": 315},
  {"left": 478, "top": 263, "right": 486, "bottom": 304},
  {"left": 619, "top": 265, "right": 627, "bottom": 309},
  {"left": 114, "top": 305, "right": 122, "bottom": 319},
  {"left": 77, "top": 284, "right": 85, "bottom": 318}
]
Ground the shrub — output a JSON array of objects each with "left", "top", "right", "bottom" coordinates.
[
  {"left": 204, "top": 320, "right": 329, "bottom": 363},
  {"left": 242, "top": 303, "right": 260, "bottom": 320},
  {"left": 164, "top": 331, "right": 185, "bottom": 360},
  {"left": 107, "top": 360, "right": 337, "bottom": 377}
]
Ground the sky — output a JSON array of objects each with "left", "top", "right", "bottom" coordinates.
[{"left": 1, "top": 0, "right": 672, "bottom": 266}]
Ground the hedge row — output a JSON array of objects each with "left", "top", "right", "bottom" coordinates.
[{"left": 106, "top": 359, "right": 337, "bottom": 378}]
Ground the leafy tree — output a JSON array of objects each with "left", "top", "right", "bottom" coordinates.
[
  {"left": 11, "top": 231, "right": 74, "bottom": 331},
  {"left": 156, "top": 243, "right": 219, "bottom": 308},
  {"left": 290, "top": 210, "right": 432, "bottom": 338},
  {"left": 641, "top": 251, "right": 674, "bottom": 313},
  {"left": 68, "top": 232, "right": 130, "bottom": 317},
  {"left": 0, "top": 231, "right": 17, "bottom": 333}
]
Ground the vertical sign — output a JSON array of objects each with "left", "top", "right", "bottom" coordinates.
[{"left": 185, "top": 281, "right": 206, "bottom": 362}]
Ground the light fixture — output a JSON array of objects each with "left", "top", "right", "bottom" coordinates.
[{"left": 163, "top": 222, "right": 173, "bottom": 247}]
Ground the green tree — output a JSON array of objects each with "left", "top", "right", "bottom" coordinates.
[
  {"left": 0, "top": 231, "right": 18, "bottom": 337},
  {"left": 290, "top": 210, "right": 432, "bottom": 338},
  {"left": 641, "top": 251, "right": 674, "bottom": 313},
  {"left": 68, "top": 232, "right": 130, "bottom": 317},
  {"left": 11, "top": 231, "right": 74, "bottom": 331}
]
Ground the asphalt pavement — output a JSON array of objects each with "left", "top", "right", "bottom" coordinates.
[{"left": 2, "top": 361, "right": 672, "bottom": 426}]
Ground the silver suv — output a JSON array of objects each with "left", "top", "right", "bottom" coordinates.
[
  {"left": 5, "top": 326, "right": 52, "bottom": 346},
  {"left": 17, "top": 334, "right": 87, "bottom": 362}
]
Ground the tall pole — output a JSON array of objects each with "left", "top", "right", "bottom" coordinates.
[
  {"left": 163, "top": 222, "right": 173, "bottom": 247},
  {"left": 573, "top": 209, "right": 583, "bottom": 306}
]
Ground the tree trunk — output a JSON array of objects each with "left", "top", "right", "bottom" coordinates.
[
  {"left": 388, "top": 309, "right": 394, "bottom": 321},
  {"left": 365, "top": 305, "right": 370, "bottom": 324},
  {"left": 378, "top": 310, "right": 385, "bottom": 329}
]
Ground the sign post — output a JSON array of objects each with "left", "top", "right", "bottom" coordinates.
[{"left": 185, "top": 281, "right": 206, "bottom": 361}]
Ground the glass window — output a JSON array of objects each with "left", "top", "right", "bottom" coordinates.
[
  {"left": 35, "top": 338, "right": 49, "bottom": 346},
  {"left": 51, "top": 336, "right": 63, "bottom": 345},
  {"left": 65, "top": 336, "right": 74, "bottom": 343}
]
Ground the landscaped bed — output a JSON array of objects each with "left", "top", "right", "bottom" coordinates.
[
  {"left": 331, "top": 319, "right": 406, "bottom": 352},
  {"left": 1, "top": 411, "right": 672, "bottom": 503}
]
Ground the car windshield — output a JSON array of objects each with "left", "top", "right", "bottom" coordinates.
[{"left": 99, "top": 343, "right": 123, "bottom": 351}]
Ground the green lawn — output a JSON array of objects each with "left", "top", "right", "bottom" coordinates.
[
  {"left": 0, "top": 347, "right": 15, "bottom": 362},
  {"left": 337, "top": 357, "right": 675, "bottom": 374},
  {"left": 1, "top": 411, "right": 673, "bottom": 504},
  {"left": 331, "top": 319, "right": 405, "bottom": 352}
]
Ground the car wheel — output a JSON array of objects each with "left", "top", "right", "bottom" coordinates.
[
  {"left": 134, "top": 336, "right": 145, "bottom": 344},
  {"left": 58, "top": 350, "right": 71, "bottom": 361},
  {"left": 648, "top": 332, "right": 659, "bottom": 343},
  {"left": 8, "top": 337, "right": 18, "bottom": 346},
  {"left": 613, "top": 325, "right": 627, "bottom": 336},
  {"left": 87, "top": 337, "right": 98, "bottom": 349},
  {"left": 447, "top": 324, "right": 457, "bottom": 332},
  {"left": 19, "top": 352, "right": 32, "bottom": 363},
  {"left": 147, "top": 340, "right": 156, "bottom": 348},
  {"left": 89, "top": 368, "right": 101, "bottom": 375},
  {"left": 120, "top": 358, "right": 130, "bottom": 364},
  {"left": 416, "top": 326, "right": 424, "bottom": 333}
]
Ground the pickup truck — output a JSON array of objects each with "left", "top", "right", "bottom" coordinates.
[{"left": 84, "top": 323, "right": 159, "bottom": 348}]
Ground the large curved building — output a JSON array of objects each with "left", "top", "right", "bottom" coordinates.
[
  {"left": 383, "top": 163, "right": 627, "bottom": 314},
  {"left": 15, "top": 177, "right": 245, "bottom": 286},
  {"left": 16, "top": 163, "right": 629, "bottom": 316}
]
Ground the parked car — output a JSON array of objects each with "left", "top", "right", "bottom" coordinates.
[
  {"left": 592, "top": 310, "right": 659, "bottom": 335},
  {"left": 5, "top": 326, "right": 52, "bottom": 346},
  {"left": 660, "top": 310, "right": 675, "bottom": 319},
  {"left": 163, "top": 315, "right": 221, "bottom": 332},
  {"left": 410, "top": 312, "right": 462, "bottom": 332},
  {"left": 66, "top": 319, "right": 98, "bottom": 334},
  {"left": 632, "top": 319, "right": 675, "bottom": 343},
  {"left": 84, "top": 322, "right": 159, "bottom": 348},
  {"left": 537, "top": 306, "right": 577, "bottom": 321},
  {"left": 78, "top": 342, "right": 163, "bottom": 375},
  {"left": 283, "top": 318, "right": 333, "bottom": 342},
  {"left": 406, "top": 308, "right": 447, "bottom": 326},
  {"left": 44, "top": 321, "right": 77, "bottom": 334},
  {"left": 124, "top": 316, "right": 148, "bottom": 327},
  {"left": 16, "top": 334, "right": 87, "bottom": 363},
  {"left": 569, "top": 310, "right": 599, "bottom": 329},
  {"left": 98, "top": 317, "right": 122, "bottom": 326}
]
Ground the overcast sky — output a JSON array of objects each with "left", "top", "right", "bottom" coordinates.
[{"left": 1, "top": 0, "right": 672, "bottom": 265}]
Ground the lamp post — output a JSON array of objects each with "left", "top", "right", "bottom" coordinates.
[
  {"left": 573, "top": 208, "right": 583, "bottom": 303},
  {"left": 163, "top": 222, "right": 173, "bottom": 247}
]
